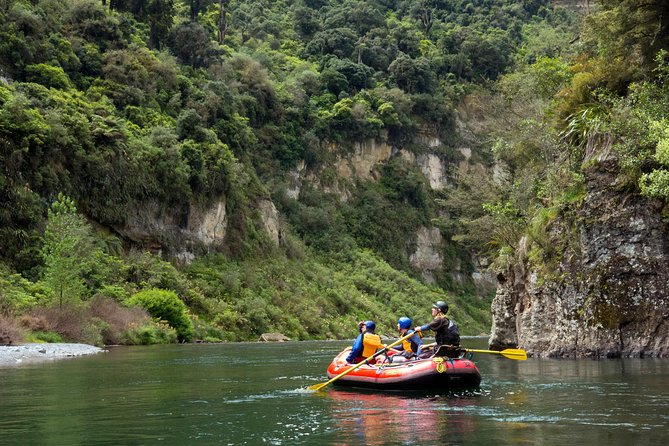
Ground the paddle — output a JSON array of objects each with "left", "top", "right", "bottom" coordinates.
[
  {"left": 308, "top": 331, "right": 415, "bottom": 391},
  {"left": 464, "top": 348, "right": 527, "bottom": 361}
]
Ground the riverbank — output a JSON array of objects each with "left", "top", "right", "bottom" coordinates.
[{"left": 0, "top": 343, "right": 105, "bottom": 366}]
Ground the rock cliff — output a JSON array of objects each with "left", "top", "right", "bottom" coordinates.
[{"left": 490, "top": 157, "right": 669, "bottom": 357}]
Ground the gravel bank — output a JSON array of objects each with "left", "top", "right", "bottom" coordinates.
[{"left": 0, "top": 343, "right": 105, "bottom": 366}]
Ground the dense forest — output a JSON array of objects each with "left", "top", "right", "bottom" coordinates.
[{"left": 1, "top": 0, "right": 667, "bottom": 346}]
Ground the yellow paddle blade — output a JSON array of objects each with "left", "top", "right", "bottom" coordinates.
[
  {"left": 465, "top": 348, "right": 528, "bottom": 361},
  {"left": 499, "top": 348, "right": 527, "bottom": 360},
  {"left": 308, "top": 382, "right": 328, "bottom": 392}
]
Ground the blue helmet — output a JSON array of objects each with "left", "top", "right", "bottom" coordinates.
[
  {"left": 397, "top": 317, "right": 412, "bottom": 330},
  {"left": 364, "top": 320, "right": 376, "bottom": 331}
]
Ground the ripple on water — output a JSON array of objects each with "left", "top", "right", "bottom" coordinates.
[{"left": 224, "top": 388, "right": 315, "bottom": 403}]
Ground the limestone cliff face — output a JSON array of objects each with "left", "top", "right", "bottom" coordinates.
[
  {"left": 258, "top": 198, "right": 281, "bottom": 246},
  {"left": 286, "top": 130, "right": 494, "bottom": 285},
  {"left": 115, "top": 199, "right": 228, "bottom": 262},
  {"left": 490, "top": 158, "right": 669, "bottom": 357},
  {"left": 290, "top": 131, "right": 456, "bottom": 200},
  {"left": 409, "top": 227, "right": 443, "bottom": 284},
  {"left": 333, "top": 138, "right": 393, "bottom": 181},
  {"left": 116, "top": 196, "right": 281, "bottom": 265}
]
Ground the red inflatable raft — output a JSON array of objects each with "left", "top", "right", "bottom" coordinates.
[{"left": 326, "top": 347, "right": 481, "bottom": 391}]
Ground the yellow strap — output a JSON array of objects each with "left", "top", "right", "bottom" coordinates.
[{"left": 433, "top": 357, "right": 445, "bottom": 373}]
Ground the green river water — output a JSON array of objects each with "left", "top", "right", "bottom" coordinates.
[{"left": 1, "top": 337, "right": 668, "bottom": 445}]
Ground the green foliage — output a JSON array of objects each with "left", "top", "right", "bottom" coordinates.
[
  {"left": 41, "top": 193, "right": 93, "bottom": 307},
  {"left": 582, "top": 0, "right": 669, "bottom": 72},
  {"left": 25, "top": 64, "right": 72, "bottom": 89},
  {"left": 0, "top": 0, "right": 581, "bottom": 345},
  {"left": 639, "top": 170, "right": 669, "bottom": 199},
  {"left": 0, "top": 264, "right": 48, "bottom": 314},
  {"left": 28, "top": 331, "right": 64, "bottom": 343},
  {"left": 127, "top": 288, "right": 194, "bottom": 342},
  {"left": 639, "top": 124, "right": 669, "bottom": 200},
  {"left": 169, "top": 22, "right": 219, "bottom": 67},
  {"left": 186, "top": 250, "right": 491, "bottom": 340},
  {"left": 120, "top": 320, "right": 178, "bottom": 345},
  {"left": 481, "top": 201, "right": 526, "bottom": 252}
]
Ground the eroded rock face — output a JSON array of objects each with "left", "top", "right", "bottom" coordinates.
[
  {"left": 416, "top": 154, "right": 448, "bottom": 190},
  {"left": 189, "top": 199, "right": 227, "bottom": 247},
  {"left": 115, "top": 195, "right": 285, "bottom": 263},
  {"left": 258, "top": 198, "right": 280, "bottom": 246},
  {"left": 490, "top": 159, "right": 669, "bottom": 357},
  {"left": 334, "top": 139, "right": 393, "bottom": 181},
  {"left": 410, "top": 227, "right": 443, "bottom": 284},
  {"left": 119, "top": 199, "right": 228, "bottom": 252}
]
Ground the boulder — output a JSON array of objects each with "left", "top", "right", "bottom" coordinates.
[{"left": 258, "top": 333, "right": 291, "bottom": 342}]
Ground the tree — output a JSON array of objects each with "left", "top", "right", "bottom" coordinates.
[
  {"left": 411, "top": 0, "right": 434, "bottom": 33},
  {"left": 323, "top": 57, "right": 374, "bottom": 92},
  {"left": 584, "top": 0, "right": 669, "bottom": 71},
  {"left": 41, "top": 194, "right": 92, "bottom": 308},
  {"left": 304, "top": 28, "right": 358, "bottom": 59},
  {"left": 169, "top": 22, "right": 218, "bottom": 68},
  {"left": 218, "top": 0, "right": 229, "bottom": 45},
  {"left": 109, "top": 0, "right": 175, "bottom": 49},
  {"left": 146, "top": 0, "right": 175, "bottom": 49},
  {"left": 388, "top": 53, "right": 434, "bottom": 93},
  {"left": 188, "top": 0, "right": 209, "bottom": 21}
]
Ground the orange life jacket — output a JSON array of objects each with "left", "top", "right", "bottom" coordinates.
[
  {"left": 401, "top": 330, "right": 422, "bottom": 353},
  {"left": 362, "top": 333, "right": 383, "bottom": 357}
]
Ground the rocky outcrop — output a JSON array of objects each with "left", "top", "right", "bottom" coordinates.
[
  {"left": 416, "top": 154, "right": 448, "bottom": 189},
  {"left": 410, "top": 227, "right": 443, "bottom": 283},
  {"left": 291, "top": 132, "right": 457, "bottom": 200},
  {"left": 258, "top": 198, "right": 280, "bottom": 246},
  {"left": 116, "top": 195, "right": 285, "bottom": 263},
  {"left": 490, "top": 158, "right": 669, "bottom": 357},
  {"left": 116, "top": 199, "right": 229, "bottom": 260},
  {"left": 333, "top": 138, "right": 393, "bottom": 181},
  {"left": 258, "top": 333, "right": 290, "bottom": 342}
]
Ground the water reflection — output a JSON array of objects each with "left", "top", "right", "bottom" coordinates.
[{"left": 327, "top": 389, "right": 478, "bottom": 445}]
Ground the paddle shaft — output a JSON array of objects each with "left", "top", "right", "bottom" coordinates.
[
  {"left": 309, "top": 331, "right": 415, "bottom": 391},
  {"left": 465, "top": 348, "right": 527, "bottom": 360}
]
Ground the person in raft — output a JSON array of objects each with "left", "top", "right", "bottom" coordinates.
[
  {"left": 346, "top": 320, "right": 386, "bottom": 364},
  {"left": 388, "top": 316, "right": 423, "bottom": 362},
  {"left": 414, "top": 301, "right": 460, "bottom": 356}
]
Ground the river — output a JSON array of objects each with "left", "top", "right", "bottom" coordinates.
[{"left": 1, "top": 338, "right": 667, "bottom": 445}]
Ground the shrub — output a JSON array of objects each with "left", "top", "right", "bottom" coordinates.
[
  {"left": 192, "top": 317, "right": 226, "bottom": 343},
  {"left": 27, "top": 330, "right": 63, "bottom": 343},
  {"left": 0, "top": 314, "right": 24, "bottom": 345},
  {"left": 127, "top": 289, "right": 194, "bottom": 342},
  {"left": 120, "top": 320, "right": 177, "bottom": 345},
  {"left": 88, "top": 297, "right": 151, "bottom": 345},
  {"left": 27, "top": 303, "right": 88, "bottom": 343},
  {"left": 25, "top": 64, "right": 72, "bottom": 89}
]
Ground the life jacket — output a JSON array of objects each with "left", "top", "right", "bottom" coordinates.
[
  {"left": 401, "top": 330, "right": 422, "bottom": 353},
  {"left": 362, "top": 332, "right": 383, "bottom": 358},
  {"left": 435, "top": 318, "right": 460, "bottom": 346}
]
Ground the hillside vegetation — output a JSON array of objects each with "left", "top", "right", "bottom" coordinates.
[{"left": 0, "top": 0, "right": 598, "bottom": 345}]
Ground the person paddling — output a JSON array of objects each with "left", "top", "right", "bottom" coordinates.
[
  {"left": 388, "top": 316, "right": 422, "bottom": 362},
  {"left": 346, "top": 320, "right": 385, "bottom": 364},
  {"left": 414, "top": 301, "right": 460, "bottom": 356}
]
